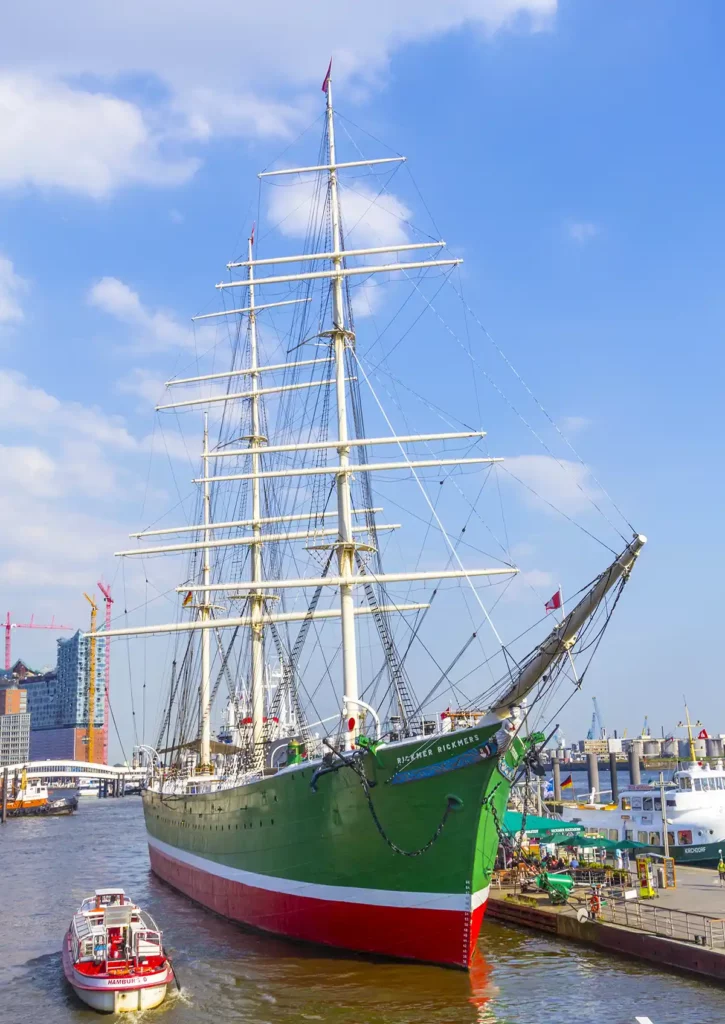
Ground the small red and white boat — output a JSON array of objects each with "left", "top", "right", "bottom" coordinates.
[{"left": 62, "top": 887, "right": 175, "bottom": 1013}]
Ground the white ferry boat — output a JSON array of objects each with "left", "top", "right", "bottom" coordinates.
[
  {"left": 561, "top": 762, "right": 725, "bottom": 864},
  {"left": 62, "top": 887, "right": 174, "bottom": 1013}
]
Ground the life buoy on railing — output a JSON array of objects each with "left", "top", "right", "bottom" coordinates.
[{"left": 589, "top": 893, "right": 601, "bottom": 917}]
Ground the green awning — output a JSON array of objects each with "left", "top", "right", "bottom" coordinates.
[
  {"left": 502, "top": 812, "right": 585, "bottom": 839},
  {"left": 617, "top": 839, "right": 651, "bottom": 850},
  {"left": 565, "top": 834, "right": 620, "bottom": 850}
]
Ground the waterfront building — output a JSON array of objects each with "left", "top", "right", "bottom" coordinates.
[
  {"left": 25, "top": 631, "right": 106, "bottom": 762},
  {"left": 0, "top": 686, "right": 30, "bottom": 765}
]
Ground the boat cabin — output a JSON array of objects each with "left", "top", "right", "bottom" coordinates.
[
  {"left": 563, "top": 762, "right": 725, "bottom": 851},
  {"left": 71, "top": 890, "right": 164, "bottom": 969}
]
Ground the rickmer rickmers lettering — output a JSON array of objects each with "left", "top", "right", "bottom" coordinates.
[{"left": 98, "top": 62, "right": 646, "bottom": 969}]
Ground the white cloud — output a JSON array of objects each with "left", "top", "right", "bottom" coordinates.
[
  {"left": 0, "top": 370, "right": 196, "bottom": 590},
  {"left": 116, "top": 368, "right": 168, "bottom": 406},
  {"left": 269, "top": 179, "right": 411, "bottom": 247},
  {"left": 504, "top": 454, "right": 601, "bottom": 515},
  {"left": 0, "top": 253, "right": 28, "bottom": 324},
  {"left": 1, "top": 4, "right": 555, "bottom": 97},
  {"left": 567, "top": 221, "right": 599, "bottom": 243},
  {"left": 0, "top": 75, "right": 199, "bottom": 198},
  {"left": 0, "top": 491, "right": 127, "bottom": 589},
  {"left": 1, "top": 444, "right": 59, "bottom": 497},
  {"left": 0, "top": 4, "right": 555, "bottom": 183},
  {"left": 498, "top": 566, "right": 555, "bottom": 606},
  {"left": 268, "top": 179, "right": 412, "bottom": 316},
  {"left": 88, "top": 276, "right": 214, "bottom": 352},
  {"left": 177, "top": 88, "right": 306, "bottom": 142},
  {"left": 560, "top": 415, "right": 591, "bottom": 435},
  {"left": 0, "top": 369, "right": 137, "bottom": 450}
]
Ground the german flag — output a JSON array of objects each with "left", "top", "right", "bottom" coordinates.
[
  {"left": 182, "top": 591, "right": 193, "bottom": 607},
  {"left": 561, "top": 774, "right": 574, "bottom": 789}
]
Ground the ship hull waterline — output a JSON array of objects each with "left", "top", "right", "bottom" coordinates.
[{"left": 144, "top": 723, "right": 523, "bottom": 969}]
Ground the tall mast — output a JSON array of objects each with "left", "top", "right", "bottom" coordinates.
[
  {"left": 248, "top": 230, "right": 265, "bottom": 766},
  {"left": 200, "top": 413, "right": 212, "bottom": 769},
  {"left": 326, "top": 76, "right": 359, "bottom": 751}
]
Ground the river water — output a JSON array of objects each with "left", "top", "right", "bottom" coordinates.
[{"left": 1, "top": 797, "right": 723, "bottom": 1024}]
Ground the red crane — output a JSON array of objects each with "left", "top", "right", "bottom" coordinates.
[
  {"left": 97, "top": 581, "right": 114, "bottom": 763},
  {"left": 4, "top": 612, "right": 74, "bottom": 671}
]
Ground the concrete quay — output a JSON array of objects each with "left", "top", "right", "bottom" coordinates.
[{"left": 487, "top": 866, "right": 725, "bottom": 984}]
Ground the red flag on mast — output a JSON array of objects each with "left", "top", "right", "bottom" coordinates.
[
  {"left": 322, "top": 59, "right": 332, "bottom": 94},
  {"left": 250, "top": 222, "right": 255, "bottom": 245},
  {"left": 545, "top": 589, "right": 562, "bottom": 614}
]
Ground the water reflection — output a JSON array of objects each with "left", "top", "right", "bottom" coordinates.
[{"left": 0, "top": 798, "right": 723, "bottom": 1024}]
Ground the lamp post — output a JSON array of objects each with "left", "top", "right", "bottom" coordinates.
[{"left": 659, "top": 771, "right": 670, "bottom": 859}]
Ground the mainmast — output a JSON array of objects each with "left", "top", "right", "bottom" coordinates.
[
  {"left": 325, "top": 75, "right": 359, "bottom": 751},
  {"left": 200, "top": 412, "right": 212, "bottom": 768},
  {"left": 247, "top": 230, "right": 265, "bottom": 766}
]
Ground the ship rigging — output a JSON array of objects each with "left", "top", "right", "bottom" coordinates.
[{"left": 91, "top": 66, "right": 645, "bottom": 968}]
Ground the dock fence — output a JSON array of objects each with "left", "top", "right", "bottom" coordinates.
[{"left": 599, "top": 896, "right": 725, "bottom": 948}]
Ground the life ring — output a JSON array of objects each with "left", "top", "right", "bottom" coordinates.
[{"left": 589, "top": 893, "right": 601, "bottom": 916}]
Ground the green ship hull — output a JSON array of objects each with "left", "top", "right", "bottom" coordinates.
[{"left": 144, "top": 723, "right": 526, "bottom": 967}]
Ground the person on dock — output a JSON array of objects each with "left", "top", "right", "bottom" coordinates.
[{"left": 718, "top": 852, "right": 725, "bottom": 887}]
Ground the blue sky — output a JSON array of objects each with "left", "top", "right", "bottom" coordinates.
[{"left": 0, "top": 1, "right": 722, "bottom": 761}]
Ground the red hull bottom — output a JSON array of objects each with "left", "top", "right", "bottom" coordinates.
[{"left": 149, "top": 844, "right": 486, "bottom": 968}]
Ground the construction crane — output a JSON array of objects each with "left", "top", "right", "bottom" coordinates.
[
  {"left": 3, "top": 612, "right": 74, "bottom": 671},
  {"left": 97, "top": 581, "right": 113, "bottom": 764},
  {"left": 641, "top": 715, "right": 650, "bottom": 738},
  {"left": 83, "top": 593, "right": 98, "bottom": 764},
  {"left": 586, "top": 697, "right": 606, "bottom": 740}
]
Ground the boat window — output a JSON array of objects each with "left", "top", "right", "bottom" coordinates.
[
  {"left": 667, "top": 831, "right": 676, "bottom": 847},
  {"left": 625, "top": 829, "right": 634, "bottom": 841},
  {"left": 679, "top": 776, "right": 692, "bottom": 790},
  {"left": 643, "top": 797, "right": 653, "bottom": 810},
  {"left": 621, "top": 797, "right": 631, "bottom": 810},
  {"left": 649, "top": 831, "right": 661, "bottom": 845},
  {"left": 637, "top": 831, "right": 649, "bottom": 844},
  {"left": 678, "top": 829, "right": 693, "bottom": 845},
  {"left": 717, "top": 778, "right": 725, "bottom": 790},
  {"left": 609, "top": 829, "right": 619, "bottom": 841},
  {"left": 654, "top": 798, "right": 662, "bottom": 811},
  {"left": 694, "top": 778, "right": 703, "bottom": 791},
  {"left": 631, "top": 797, "right": 642, "bottom": 810}
]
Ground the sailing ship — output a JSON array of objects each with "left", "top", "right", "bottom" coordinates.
[{"left": 96, "top": 69, "right": 646, "bottom": 968}]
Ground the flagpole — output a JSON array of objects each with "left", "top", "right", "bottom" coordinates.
[{"left": 559, "top": 583, "right": 581, "bottom": 690}]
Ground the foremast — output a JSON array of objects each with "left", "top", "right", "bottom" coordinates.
[
  {"left": 326, "top": 75, "right": 359, "bottom": 751},
  {"left": 200, "top": 414, "right": 212, "bottom": 768},
  {"left": 247, "top": 232, "right": 265, "bottom": 766}
]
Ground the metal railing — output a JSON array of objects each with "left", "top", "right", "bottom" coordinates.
[{"left": 598, "top": 896, "right": 725, "bottom": 948}]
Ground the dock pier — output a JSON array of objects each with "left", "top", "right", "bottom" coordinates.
[{"left": 488, "top": 866, "right": 725, "bottom": 984}]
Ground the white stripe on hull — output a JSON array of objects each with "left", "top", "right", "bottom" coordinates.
[{"left": 148, "top": 834, "right": 489, "bottom": 913}]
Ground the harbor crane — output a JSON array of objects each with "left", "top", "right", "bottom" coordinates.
[
  {"left": 3, "top": 612, "right": 73, "bottom": 671},
  {"left": 586, "top": 697, "right": 606, "bottom": 740}
]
